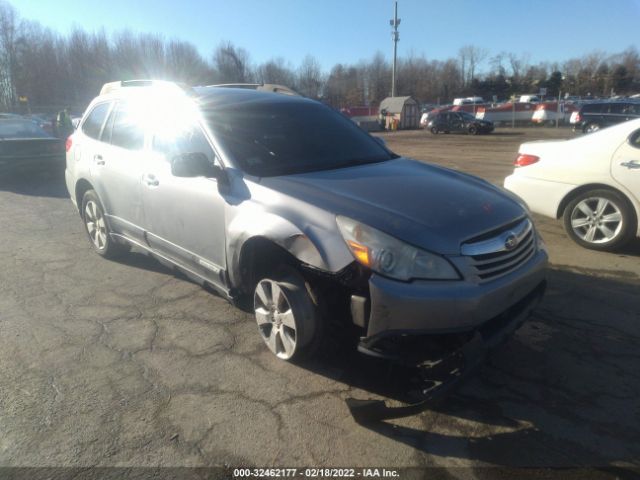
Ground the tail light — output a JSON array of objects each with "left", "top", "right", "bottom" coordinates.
[
  {"left": 65, "top": 136, "right": 73, "bottom": 152},
  {"left": 515, "top": 153, "right": 540, "bottom": 167},
  {"left": 575, "top": 112, "right": 582, "bottom": 122}
]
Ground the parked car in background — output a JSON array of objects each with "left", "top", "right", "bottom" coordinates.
[
  {"left": 66, "top": 80, "right": 546, "bottom": 371},
  {"left": 428, "top": 111, "right": 494, "bottom": 134},
  {"left": 24, "top": 113, "right": 55, "bottom": 135},
  {"left": 0, "top": 118, "right": 64, "bottom": 172},
  {"left": 477, "top": 102, "right": 537, "bottom": 124},
  {"left": 532, "top": 101, "right": 579, "bottom": 125},
  {"left": 505, "top": 119, "right": 640, "bottom": 250},
  {"left": 453, "top": 97, "right": 485, "bottom": 106},
  {"left": 574, "top": 101, "right": 640, "bottom": 133}
]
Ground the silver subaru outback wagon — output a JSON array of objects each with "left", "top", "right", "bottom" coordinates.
[{"left": 65, "top": 80, "right": 547, "bottom": 366}]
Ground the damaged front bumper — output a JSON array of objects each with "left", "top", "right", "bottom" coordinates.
[
  {"left": 347, "top": 280, "right": 546, "bottom": 422},
  {"left": 346, "top": 249, "right": 547, "bottom": 422}
]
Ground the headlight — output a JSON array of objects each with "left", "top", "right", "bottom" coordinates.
[{"left": 336, "top": 216, "right": 460, "bottom": 281}]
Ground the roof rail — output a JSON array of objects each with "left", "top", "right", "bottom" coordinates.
[
  {"left": 207, "top": 83, "right": 301, "bottom": 97},
  {"left": 99, "top": 80, "right": 194, "bottom": 96}
]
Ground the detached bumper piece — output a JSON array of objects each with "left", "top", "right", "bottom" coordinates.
[{"left": 346, "top": 281, "right": 546, "bottom": 423}]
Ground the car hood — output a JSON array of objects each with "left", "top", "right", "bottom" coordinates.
[{"left": 259, "top": 158, "right": 525, "bottom": 255}]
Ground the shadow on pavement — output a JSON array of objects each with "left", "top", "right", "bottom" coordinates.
[
  {"left": 0, "top": 165, "right": 68, "bottom": 198},
  {"left": 617, "top": 238, "right": 640, "bottom": 256},
  {"left": 305, "top": 267, "right": 640, "bottom": 469}
]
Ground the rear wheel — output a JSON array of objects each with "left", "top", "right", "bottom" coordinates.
[
  {"left": 81, "top": 190, "right": 129, "bottom": 258},
  {"left": 430, "top": 127, "right": 438, "bottom": 134},
  {"left": 562, "top": 189, "right": 635, "bottom": 251},
  {"left": 253, "top": 267, "right": 322, "bottom": 361}
]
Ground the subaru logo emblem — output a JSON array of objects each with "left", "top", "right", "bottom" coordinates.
[{"left": 504, "top": 233, "right": 518, "bottom": 251}]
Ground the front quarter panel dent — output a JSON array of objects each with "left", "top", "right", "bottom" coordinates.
[{"left": 226, "top": 210, "right": 353, "bottom": 288}]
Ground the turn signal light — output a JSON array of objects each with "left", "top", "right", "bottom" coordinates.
[
  {"left": 514, "top": 153, "right": 539, "bottom": 167},
  {"left": 347, "top": 240, "right": 371, "bottom": 267}
]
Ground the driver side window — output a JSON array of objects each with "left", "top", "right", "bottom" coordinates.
[{"left": 153, "top": 122, "right": 218, "bottom": 165}]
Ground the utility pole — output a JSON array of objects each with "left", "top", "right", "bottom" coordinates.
[{"left": 390, "top": 1, "right": 400, "bottom": 97}]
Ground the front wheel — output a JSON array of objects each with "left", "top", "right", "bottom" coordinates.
[
  {"left": 562, "top": 189, "right": 635, "bottom": 251},
  {"left": 468, "top": 125, "right": 478, "bottom": 135},
  {"left": 253, "top": 268, "right": 322, "bottom": 361},
  {"left": 430, "top": 127, "right": 438, "bottom": 134},
  {"left": 81, "top": 190, "right": 129, "bottom": 258}
]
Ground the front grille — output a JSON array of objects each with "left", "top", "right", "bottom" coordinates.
[{"left": 462, "top": 219, "right": 536, "bottom": 282}]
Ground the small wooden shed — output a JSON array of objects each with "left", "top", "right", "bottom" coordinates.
[{"left": 379, "top": 96, "right": 419, "bottom": 129}]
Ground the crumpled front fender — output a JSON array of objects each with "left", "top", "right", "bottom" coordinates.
[{"left": 226, "top": 208, "right": 352, "bottom": 289}]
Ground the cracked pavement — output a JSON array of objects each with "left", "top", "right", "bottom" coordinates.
[{"left": 0, "top": 128, "right": 639, "bottom": 474}]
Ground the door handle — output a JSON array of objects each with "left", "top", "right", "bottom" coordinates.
[
  {"left": 620, "top": 160, "right": 640, "bottom": 169},
  {"left": 94, "top": 155, "right": 105, "bottom": 166},
  {"left": 143, "top": 174, "right": 159, "bottom": 187}
]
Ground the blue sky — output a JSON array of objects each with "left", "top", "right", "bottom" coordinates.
[{"left": 11, "top": 0, "right": 640, "bottom": 71}]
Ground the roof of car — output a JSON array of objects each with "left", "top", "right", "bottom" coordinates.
[{"left": 93, "top": 81, "right": 313, "bottom": 110}]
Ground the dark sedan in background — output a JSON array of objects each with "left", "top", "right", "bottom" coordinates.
[
  {"left": 428, "top": 111, "right": 494, "bottom": 135},
  {"left": 0, "top": 118, "right": 65, "bottom": 172}
]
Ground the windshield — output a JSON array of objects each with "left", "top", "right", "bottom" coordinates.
[
  {"left": 0, "top": 119, "right": 52, "bottom": 139},
  {"left": 204, "top": 101, "right": 397, "bottom": 176}
]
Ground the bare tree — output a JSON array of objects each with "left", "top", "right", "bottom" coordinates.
[
  {"left": 213, "top": 41, "right": 253, "bottom": 83},
  {"left": 363, "top": 52, "right": 390, "bottom": 105},
  {"left": 459, "top": 45, "right": 488, "bottom": 86},
  {"left": 256, "top": 57, "right": 295, "bottom": 87},
  {"left": 166, "top": 40, "right": 213, "bottom": 84},
  {"left": 0, "top": 1, "right": 19, "bottom": 109},
  {"left": 297, "top": 54, "right": 323, "bottom": 98}
]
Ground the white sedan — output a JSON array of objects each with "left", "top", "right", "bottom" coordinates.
[{"left": 505, "top": 119, "right": 640, "bottom": 250}]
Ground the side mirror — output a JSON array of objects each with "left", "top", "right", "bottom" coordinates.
[
  {"left": 171, "top": 152, "right": 223, "bottom": 180},
  {"left": 374, "top": 136, "right": 387, "bottom": 148}
]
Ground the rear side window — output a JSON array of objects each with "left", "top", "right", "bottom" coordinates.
[
  {"left": 107, "top": 102, "right": 145, "bottom": 150},
  {"left": 582, "top": 104, "right": 599, "bottom": 113},
  {"left": 81, "top": 102, "right": 110, "bottom": 140},
  {"left": 608, "top": 104, "right": 624, "bottom": 114},
  {"left": 630, "top": 130, "right": 640, "bottom": 149}
]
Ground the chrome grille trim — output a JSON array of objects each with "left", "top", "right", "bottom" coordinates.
[
  {"left": 461, "top": 218, "right": 536, "bottom": 282},
  {"left": 461, "top": 218, "right": 532, "bottom": 256}
]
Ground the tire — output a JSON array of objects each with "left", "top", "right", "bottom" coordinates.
[
  {"left": 430, "top": 127, "right": 438, "bottom": 134},
  {"left": 468, "top": 125, "right": 478, "bottom": 135},
  {"left": 81, "top": 190, "right": 129, "bottom": 258},
  {"left": 562, "top": 189, "right": 636, "bottom": 251},
  {"left": 253, "top": 266, "right": 323, "bottom": 361},
  {"left": 583, "top": 122, "right": 600, "bottom": 134}
]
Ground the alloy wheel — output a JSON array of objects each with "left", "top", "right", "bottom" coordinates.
[
  {"left": 254, "top": 279, "right": 298, "bottom": 359},
  {"left": 570, "top": 197, "right": 623, "bottom": 244},
  {"left": 84, "top": 200, "right": 108, "bottom": 250}
]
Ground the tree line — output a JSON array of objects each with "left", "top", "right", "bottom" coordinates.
[{"left": 1, "top": 0, "right": 639, "bottom": 114}]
